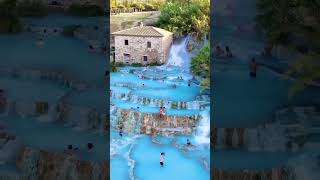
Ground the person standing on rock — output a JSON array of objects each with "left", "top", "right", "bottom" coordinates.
[
  {"left": 162, "top": 107, "right": 166, "bottom": 117},
  {"left": 159, "top": 107, "right": 163, "bottom": 118},
  {"left": 225, "top": 46, "right": 233, "bottom": 57},
  {"left": 160, "top": 152, "right": 165, "bottom": 167}
]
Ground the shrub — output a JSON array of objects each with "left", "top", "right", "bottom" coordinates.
[
  {"left": 67, "top": 4, "right": 104, "bottom": 17},
  {"left": 17, "top": 0, "right": 48, "bottom": 17},
  {"left": 148, "top": 61, "right": 161, "bottom": 66},
  {"left": 110, "top": 61, "right": 117, "bottom": 72},
  {"left": 131, "top": 63, "right": 143, "bottom": 67},
  {"left": 115, "top": 62, "right": 125, "bottom": 67},
  {"left": 0, "top": 0, "right": 22, "bottom": 33}
]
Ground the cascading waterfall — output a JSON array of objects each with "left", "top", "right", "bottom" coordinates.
[
  {"left": 195, "top": 109, "right": 210, "bottom": 145},
  {"left": 166, "top": 37, "right": 191, "bottom": 70},
  {"left": 135, "top": 113, "right": 142, "bottom": 134}
]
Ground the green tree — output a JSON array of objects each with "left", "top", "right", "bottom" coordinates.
[
  {"left": 191, "top": 43, "right": 210, "bottom": 91},
  {"left": 0, "top": 0, "right": 22, "bottom": 33},
  {"left": 256, "top": 0, "right": 320, "bottom": 98},
  {"left": 157, "top": 0, "right": 209, "bottom": 39}
]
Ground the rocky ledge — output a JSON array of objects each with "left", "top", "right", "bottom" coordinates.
[
  {"left": 16, "top": 147, "right": 108, "bottom": 180},
  {"left": 112, "top": 108, "right": 200, "bottom": 135},
  {"left": 212, "top": 167, "right": 290, "bottom": 180}
]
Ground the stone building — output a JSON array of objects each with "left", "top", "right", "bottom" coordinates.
[{"left": 111, "top": 23, "right": 173, "bottom": 65}]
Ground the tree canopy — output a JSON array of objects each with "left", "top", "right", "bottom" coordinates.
[
  {"left": 256, "top": 0, "right": 320, "bottom": 97},
  {"left": 157, "top": 0, "right": 209, "bottom": 39},
  {"left": 0, "top": 0, "right": 22, "bottom": 33}
]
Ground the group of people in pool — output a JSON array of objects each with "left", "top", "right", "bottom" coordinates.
[
  {"left": 66, "top": 143, "right": 94, "bottom": 154},
  {"left": 159, "top": 139, "right": 192, "bottom": 167},
  {"left": 214, "top": 44, "right": 258, "bottom": 78},
  {"left": 214, "top": 45, "right": 233, "bottom": 58}
]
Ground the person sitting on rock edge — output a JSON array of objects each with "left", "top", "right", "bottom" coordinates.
[
  {"left": 162, "top": 107, "right": 166, "bottom": 117},
  {"left": 159, "top": 107, "right": 163, "bottom": 118}
]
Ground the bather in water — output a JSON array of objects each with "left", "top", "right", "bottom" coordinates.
[
  {"left": 249, "top": 58, "right": 257, "bottom": 78},
  {"left": 225, "top": 46, "right": 233, "bottom": 57}
]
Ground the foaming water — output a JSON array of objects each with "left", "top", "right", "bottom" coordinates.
[
  {"left": 166, "top": 37, "right": 191, "bottom": 70},
  {"left": 195, "top": 109, "right": 210, "bottom": 145}
]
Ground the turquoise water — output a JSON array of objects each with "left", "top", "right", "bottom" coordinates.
[
  {"left": 0, "top": 77, "right": 67, "bottom": 103},
  {"left": 132, "top": 136, "right": 209, "bottom": 180},
  {"left": 212, "top": 0, "right": 320, "bottom": 174},
  {"left": 110, "top": 38, "right": 210, "bottom": 179},
  {"left": 213, "top": 65, "right": 320, "bottom": 127},
  {"left": 0, "top": 15, "right": 108, "bottom": 175},
  {"left": 0, "top": 32, "right": 106, "bottom": 85},
  {"left": 66, "top": 89, "right": 107, "bottom": 113},
  {"left": 0, "top": 116, "right": 107, "bottom": 161}
]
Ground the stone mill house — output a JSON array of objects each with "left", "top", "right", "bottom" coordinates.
[{"left": 111, "top": 23, "right": 173, "bottom": 65}]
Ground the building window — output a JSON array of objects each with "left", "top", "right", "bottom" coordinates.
[
  {"left": 147, "top": 42, "right": 151, "bottom": 48},
  {"left": 143, "top": 56, "right": 148, "bottom": 62},
  {"left": 124, "top": 40, "right": 128, "bottom": 45}
]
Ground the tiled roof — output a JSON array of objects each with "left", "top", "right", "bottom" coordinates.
[{"left": 112, "top": 26, "right": 173, "bottom": 37}]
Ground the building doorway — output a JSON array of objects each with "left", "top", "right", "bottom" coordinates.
[
  {"left": 143, "top": 56, "right": 148, "bottom": 62},
  {"left": 124, "top": 53, "right": 130, "bottom": 64}
]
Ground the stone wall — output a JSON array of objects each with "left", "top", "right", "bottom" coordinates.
[
  {"left": 212, "top": 168, "right": 290, "bottom": 180},
  {"left": 161, "top": 34, "right": 173, "bottom": 63},
  {"left": 114, "top": 35, "right": 172, "bottom": 65}
]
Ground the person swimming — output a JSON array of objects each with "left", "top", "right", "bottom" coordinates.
[
  {"left": 36, "top": 38, "right": 44, "bottom": 46},
  {"left": 88, "top": 45, "right": 94, "bottom": 51},
  {"left": 119, "top": 127, "right": 123, "bottom": 137},
  {"left": 249, "top": 58, "right": 257, "bottom": 78},
  {"left": 214, "top": 45, "right": 225, "bottom": 56},
  {"left": 160, "top": 152, "right": 165, "bottom": 167},
  {"left": 187, "top": 139, "right": 191, "bottom": 146},
  {"left": 87, "top": 143, "right": 94, "bottom": 152}
]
